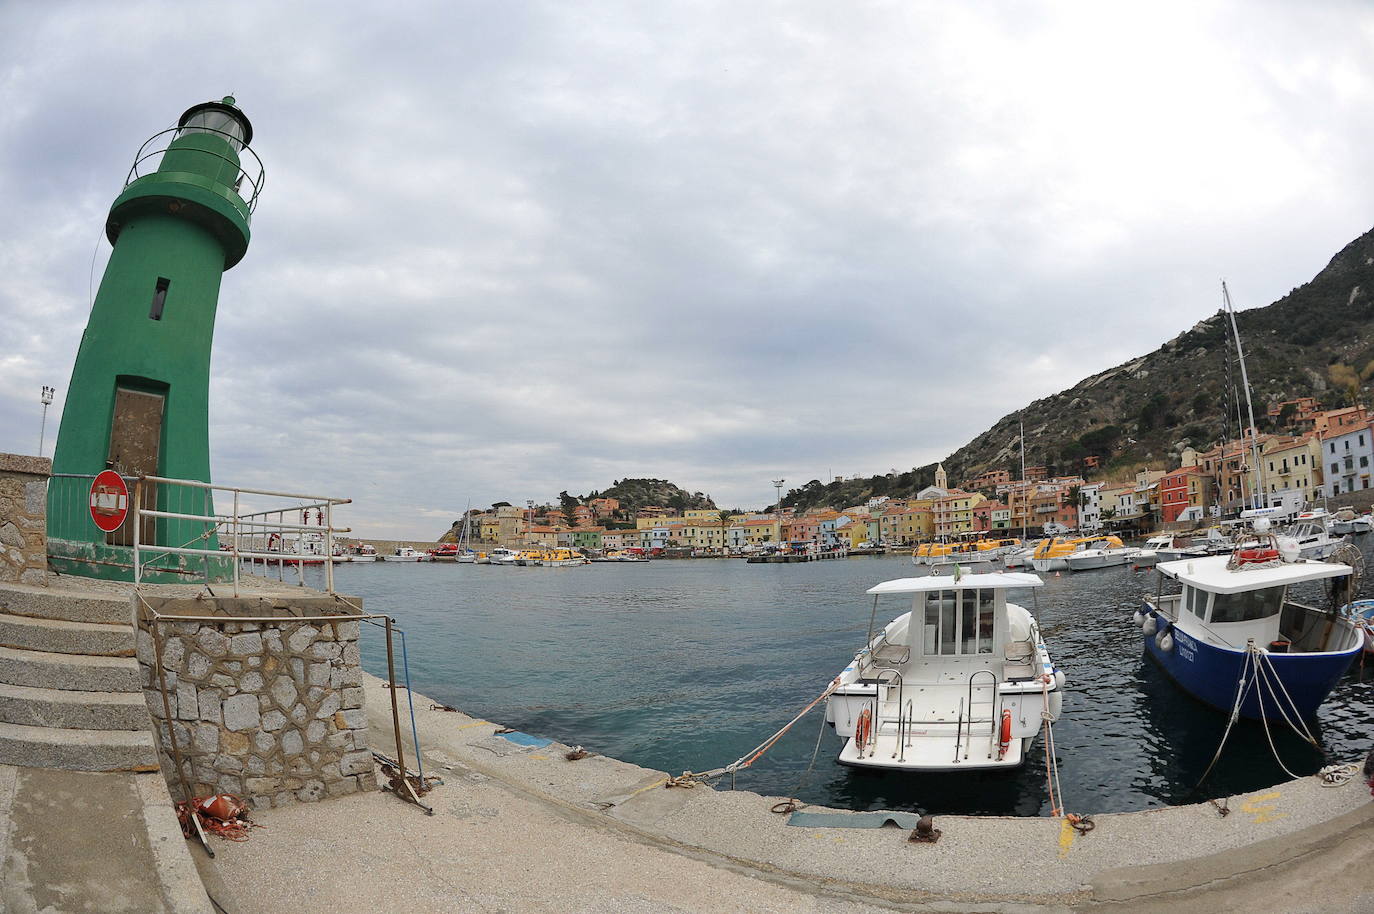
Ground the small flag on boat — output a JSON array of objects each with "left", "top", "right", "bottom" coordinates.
[{"left": 953, "top": 562, "right": 963, "bottom": 582}]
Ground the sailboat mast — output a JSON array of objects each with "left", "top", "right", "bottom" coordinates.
[
  {"left": 1019, "top": 418, "right": 1027, "bottom": 538},
  {"left": 1222, "top": 281, "right": 1266, "bottom": 509}
]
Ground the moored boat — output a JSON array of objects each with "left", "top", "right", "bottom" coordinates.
[
  {"left": 1064, "top": 538, "right": 1139, "bottom": 572},
  {"left": 1031, "top": 535, "right": 1123, "bottom": 572},
  {"left": 825, "top": 571, "right": 1064, "bottom": 772},
  {"left": 1283, "top": 510, "right": 1344, "bottom": 560},
  {"left": 1135, "top": 530, "right": 1362, "bottom": 720},
  {"left": 1343, "top": 600, "right": 1374, "bottom": 654},
  {"left": 383, "top": 546, "right": 426, "bottom": 562}
]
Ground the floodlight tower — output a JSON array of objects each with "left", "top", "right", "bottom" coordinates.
[
  {"left": 773, "top": 478, "right": 785, "bottom": 544},
  {"left": 38, "top": 386, "right": 54, "bottom": 456},
  {"left": 47, "top": 97, "right": 263, "bottom": 580}
]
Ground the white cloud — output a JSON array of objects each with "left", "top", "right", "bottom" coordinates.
[{"left": 2, "top": 1, "right": 1373, "bottom": 536}]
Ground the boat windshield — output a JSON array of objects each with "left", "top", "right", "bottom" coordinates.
[
  {"left": 1208, "top": 585, "right": 1285, "bottom": 624},
  {"left": 921, "top": 589, "right": 996, "bottom": 656}
]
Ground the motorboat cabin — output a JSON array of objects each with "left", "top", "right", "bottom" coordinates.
[
  {"left": 1139, "top": 551, "right": 1362, "bottom": 719},
  {"left": 826, "top": 572, "right": 1064, "bottom": 772}
]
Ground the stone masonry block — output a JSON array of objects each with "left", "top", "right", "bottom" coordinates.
[
  {"left": 223, "top": 693, "right": 260, "bottom": 731},
  {"left": 339, "top": 750, "right": 373, "bottom": 777},
  {"left": 286, "top": 625, "right": 317, "bottom": 653},
  {"left": 197, "top": 629, "right": 230, "bottom": 657}
]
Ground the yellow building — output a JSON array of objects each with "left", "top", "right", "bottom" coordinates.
[
  {"left": 636, "top": 514, "right": 683, "bottom": 530},
  {"left": 933, "top": 492, "right": 986, "bottom": 537},
  {"left": 1261, "top": 433, "right": 1324, "bottom": 502}
]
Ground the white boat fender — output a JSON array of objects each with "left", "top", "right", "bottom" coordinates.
[
  {"left": 1132, "top": 607, "right": 1147, "bottom": 626},
  {"left": 1142, "top": 615, "right": 1158, "bottom": 637},
  {"left": 1157, "top": 631, "right": 1174, "bottom": 652},
  {"left": 1054, "top": 669, "right": 1066, "bottom": 690}
]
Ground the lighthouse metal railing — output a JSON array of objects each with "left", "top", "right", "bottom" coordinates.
[
  {"left": 125, "top": 125, "right": 265, "bottom": 214},
  {"left": 129, "top": 474, "right": 352, "bottom": 596}
]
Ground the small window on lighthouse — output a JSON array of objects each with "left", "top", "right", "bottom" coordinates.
[{"left": 149, "top": 278, "right": 170, "bottom": 320}]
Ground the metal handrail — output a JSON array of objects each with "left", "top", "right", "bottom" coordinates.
[
  {"left": 872, "top": 668, "right": 903, "bottom": 759},
  {"left": 972, "top": 669, "right": 1003, "bottom": 760},
  {"left": 131, "top": 475, "right": 352, "bottom": 596},
  {"left": 125, "top": 125, "right": 266, "bottom": 213},
  {"left": 953, "top": 696, "right": 964, "bottom": 764}
]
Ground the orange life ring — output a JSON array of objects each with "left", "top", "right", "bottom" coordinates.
[
  {"left": 997, "top": 709, "right": 1012, "bottom": 759},
  {"left": 855, "top": 707, "right": 872, "bottom": 752},
  {"left": 1237, "top": 547, "right": 1280, "bottom": 565}
]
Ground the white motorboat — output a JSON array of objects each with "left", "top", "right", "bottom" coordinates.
[
  {"left": 343, "top": 544, "right": 377, "bottom": 563},
  {"left": 1354, "top": 514, "right": 1374, "bottom": 534},
  {"left": 1002, "top": 542, "right": 1039, "bottom": 569},
  {"left": 1154, "top": 528, "right": 1232, "bottom": 562},
  {"left": 927, "top": 550, "right": 995, "bottom": 568},
  {"left": 1284, "top": 511, "right": 1344, "bottom": 560},
  {"left": 1064, "top": 540, "right": 1140, "bottom": 571},
  {"left": 487, "top": 548, "right": 522, "bottom": 566},
  {"left": 383, "top": 547, "right": 426, "bottom": 562},
  {"left": 1330, "top": 509, "right": 1358, "bottom": 535},
  {"left": 825, "top": 571, "right": 1064, "bottom": 772}
]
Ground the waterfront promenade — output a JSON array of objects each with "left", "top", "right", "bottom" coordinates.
[{"left": 210, "top": 674, "right": 1374, "bottom": 913}]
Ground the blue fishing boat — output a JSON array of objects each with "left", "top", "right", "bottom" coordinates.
[{"left": 1136, "top": 542, "right": 1362, "bottom": 720}]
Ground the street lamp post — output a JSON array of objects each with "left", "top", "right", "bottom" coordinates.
[
  {"left": 772, "top": 478, "right": 785, "bottom": 545},
  {"left": 39, "top": 386, "right": 54, "bottom": 457}
]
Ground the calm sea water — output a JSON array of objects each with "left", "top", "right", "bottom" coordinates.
[{"left": 290, "top": 546, "right": 1373, "bottom": 816}]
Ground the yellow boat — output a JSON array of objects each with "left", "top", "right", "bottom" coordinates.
[{"left": 1031, "top": 535, "right": 1123, "bottom": 571}]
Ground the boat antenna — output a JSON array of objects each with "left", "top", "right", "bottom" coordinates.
[{"left": 1222, "top": 281, "right": 1266, "bottom": 510}]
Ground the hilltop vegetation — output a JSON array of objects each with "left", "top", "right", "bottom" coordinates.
[
  {"left": 576, "top": 478, "right": 716, "bottom": 514},
  {"left": 780, "top": 466, "right": 940, "bottom": 515},
  {"left": 944, "top": 226, "right": 1374, "bottom": 485},
  {"left": 437, "top": 478, "right": 716, "bottom": 541},
  {"left": 778, "top": 224, "right": 1374, "bottom": 511}
]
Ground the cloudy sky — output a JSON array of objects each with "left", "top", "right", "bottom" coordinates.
[{"left": 2, "top": 1, "right": 1373, "bottom": 537}]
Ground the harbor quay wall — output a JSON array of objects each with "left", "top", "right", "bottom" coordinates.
[
  {"left": 135, "top": 593, "right": 376, "bottom": 808},
  {"left": 0, "top": 453, "right": 51, "bottom": 586}
]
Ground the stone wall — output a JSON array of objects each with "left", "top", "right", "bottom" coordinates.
[
  {"left": 0, "top": 453, "right": 50, "bottom": 586},
  {"left": 136, "top": 594, "right": 376, "bottom": 808}
]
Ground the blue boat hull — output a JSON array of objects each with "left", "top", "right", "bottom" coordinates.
[{"left": 1142, "top": 609, "right": 1358, "bottom": 720}]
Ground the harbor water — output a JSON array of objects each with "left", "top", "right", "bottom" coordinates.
[{"left": 292, "top": 549, "right": 1373, "bottom": 816}]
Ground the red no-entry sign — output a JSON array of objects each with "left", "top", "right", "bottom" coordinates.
[{"left": 89, "top": 470, "right": 129, "bottom": 533}]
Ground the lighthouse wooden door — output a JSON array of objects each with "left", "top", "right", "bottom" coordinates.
[{"left": 106, "top": 387, "right": 163, "bottom": 547}]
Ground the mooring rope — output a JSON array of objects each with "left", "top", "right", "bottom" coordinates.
[{"left": 668, "top": 679, "right": 839, "bottom": 787}]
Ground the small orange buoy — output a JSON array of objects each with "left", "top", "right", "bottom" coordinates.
[
  {"left": 997, "top": 709, "right": 1012, "bottom": 760},
  {"left": 855, "top": 707, "right": 873, "bottom": 752}
]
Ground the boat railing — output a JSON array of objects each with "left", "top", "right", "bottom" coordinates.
[
  {"left": 966, "top": 669, "right": 1000, "bottom": 761},
  {"left": 953, "top": 696, "right": 964, "bottom": 764},
  {"left": 872, "top": 668, "right": 904, "bottom": 758},
  {"left": 894, "top": 698, "right": 913, "bottom": 763}
]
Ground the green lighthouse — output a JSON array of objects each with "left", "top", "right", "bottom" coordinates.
[{"left": 47, "top": 97, "right": 262, "bottom": 581}]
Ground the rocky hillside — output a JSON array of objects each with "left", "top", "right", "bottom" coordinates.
[
  {"left": 436, "top": 478, "right": 716, "bottom": 541},
  {"left": 945, "top": 225, "right": 1374, "bottom": 484},
  {"left": 575, "top": 478, "right": 716, "bottom": 514},
  {"left": 782, "top": 225, "right": 1374, "bottom": 511}
]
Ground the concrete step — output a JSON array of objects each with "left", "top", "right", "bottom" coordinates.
[
  {"left": 0, "top": 721, "right": 158, "bottom": 771},
  {"left": 0, "top": 582, "right": 132, "bottom": 625},
  {"left": 0, "top": 645, "right": 142, "bottom": 693},
  {"left": 0, "top": 613, "right": 134, "bottom": 657},
  {"left": 0, "top": 681, "right": 150, "bottom": 731}
]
